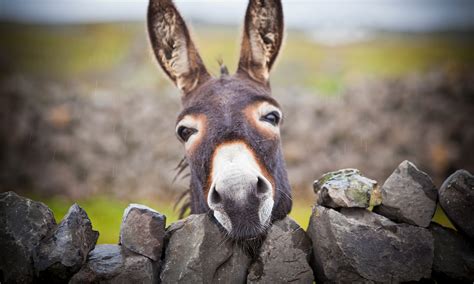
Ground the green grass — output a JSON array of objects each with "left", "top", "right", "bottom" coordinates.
[
  {"left": 289, "top": 198, "right": 315, "bottom": 228},
  {"left": 28, "top": 195, "right": 180, "bottom": 244},
  {"left": 27, "top": 194, "right": 453, "bottom": 244},
  {"left": 432, "top": 205, "right": 455, "bottom": 228},
  {"left": 30, "top": 194, "right": 315, "bottom": 244},
  {"left": 288, "top": 198, "right": 455, "bottom": 229}
]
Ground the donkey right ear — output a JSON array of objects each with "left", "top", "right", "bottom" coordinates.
[
  {"left": 237, "top": 0, "right": 284, "bottom": 86},
  {"left": 148, "top": 0, "right": 210, "bottom": 95}
]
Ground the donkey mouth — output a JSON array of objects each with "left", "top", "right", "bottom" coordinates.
[
  {"left": 210, "top": 190, "right": 274, "bottom": 240},
  {"left": 212, "top": 205, "right": 272, "bottom": 240},
  {"left": 207, "top": 170, "right": 275, "bottom": 239}
]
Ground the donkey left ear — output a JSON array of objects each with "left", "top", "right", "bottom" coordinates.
[
  {"left": 237, "top": 0, "right": 284, "bottom": 86},
  {"left": 148, "top": 0, "right": 211, "bottom": 95}
]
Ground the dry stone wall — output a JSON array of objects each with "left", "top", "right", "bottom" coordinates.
[{"left": 1, "top": 161, "right": 473, "bottom": 283}]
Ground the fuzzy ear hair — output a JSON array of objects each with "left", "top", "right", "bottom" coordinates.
[
  {"left": 237, "top": 0, "right": 284, "bottom": 86},
  {"left": 148, "top": 0, "right": 210, "bottom": 95}
]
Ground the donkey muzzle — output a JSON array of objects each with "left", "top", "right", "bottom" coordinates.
[
  {"left": 207, "top": 142, "right": 274, "bottom": 238},
  {"left": 208, "top": 166, "right": 273, "bottom": 237}
]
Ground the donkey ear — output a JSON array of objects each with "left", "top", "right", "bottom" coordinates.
[
  {"left": 237, "top": 0, "right": 284, "bottom": 86},
  {"left": 148, "top": 0, "right": 211, "bottom": 94}
]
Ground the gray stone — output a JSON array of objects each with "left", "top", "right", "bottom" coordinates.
[
  {"left": 0, "top": 191, "right": 56, "bottom": 283},
  {"left": 119, "top": 203, "right": 166, "bottom": 261},
  {"left": 307, "top": 205, "right": 434, "bottom": 283},
  {"left": 33, "top": 203, "right": 99, "bottom": 283},
  {"left": 373, "top": 160, "right": 437, "bottom": 227},
  {"left": 313, "top": 168, "right": 381, "bottom": 209},
  {"left": 429, "top": 222, "right": 474, "bottom": 283},
  {"left": 247, "top": 217, "right": 313, "bottom": 283},
  {"left": 69, "top": 244, "right": 159, "bottom": 284},
  {"left": 439, "top": 169, "right": 474, "bottom": 239},
  {"left": 160, "top": 214, "right": 251, "bottom": 284}
]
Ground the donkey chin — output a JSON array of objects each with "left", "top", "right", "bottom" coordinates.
[{"left": 207, "top": 142, "right": 275, "bottom": 240}]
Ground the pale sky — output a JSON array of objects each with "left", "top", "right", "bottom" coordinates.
[{"left": 1, "top": 0, "right": 473, "bottom": 32}]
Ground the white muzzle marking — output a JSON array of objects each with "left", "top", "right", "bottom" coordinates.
[{"left": 207, "top": 142, "right": 274, "bottom": 231}]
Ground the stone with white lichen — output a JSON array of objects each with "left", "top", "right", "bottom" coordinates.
[{"left": 313, "top": 168, "right": 382, "bottom": 209}]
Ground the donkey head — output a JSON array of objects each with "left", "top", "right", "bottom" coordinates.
[{"left": 148, "top": 0, "right": 291, "bottom": 240}]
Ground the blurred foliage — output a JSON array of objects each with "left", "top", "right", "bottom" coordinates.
[
  {"left": 0, "top": 24, "right": 132, "bottom": 77},
  {"left": 1, "top": 23, "right": 473, "bottom": 96}
]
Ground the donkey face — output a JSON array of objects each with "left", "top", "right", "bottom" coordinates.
[{"left": 148, "top": 0, "right": 291, "bottom": 240}]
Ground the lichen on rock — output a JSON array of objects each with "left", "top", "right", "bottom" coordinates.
[{"left": 313, "top": 168, "right": 382, "bottom": 209}]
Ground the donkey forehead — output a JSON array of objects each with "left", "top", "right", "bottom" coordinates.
[{"left": 177, "top": 76, "right": 280, "bottom": 122}]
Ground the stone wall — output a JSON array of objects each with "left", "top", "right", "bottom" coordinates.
[{"left": 1, "top": 161, "right": 473, "bottom": 283}]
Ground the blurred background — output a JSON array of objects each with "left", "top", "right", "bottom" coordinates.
[{"left": 1, "top": 0, "right": 473, "bottom": 243}]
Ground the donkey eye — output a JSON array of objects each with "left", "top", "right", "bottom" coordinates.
[
  {"left": 177, "top": 126, "right": 197, "bottom": 142},
  {"left": 261, "top": 111, "right": 281, "bottom": 126}
]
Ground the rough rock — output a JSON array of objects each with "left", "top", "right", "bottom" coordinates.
[
  {"left": 0, "top": 191, "right": 56, "bottom": 283},
  {"left": 69, "top": 244, "right": 158, "bottom": 283},
  {"left": 160, "top": 214, "right": 251, "bottom": 283},
  {"left": 429, "top": 222, "right": 474, "bottom": 282},
  {"left": 119, "top": 203, "right": 166, "bottom": 261},
  {"left": 313, "top": 169, "right": 381, "bottom": 209},
  {"left": 33, "top": 203, "right": 99, "bottom": 283},
  {"left": 438, "top": 169, "right": 474, "bottom": 239},
  {"left": 307, "top": 205, "right": 434, "bottom": 283},
  {"left": 373, "top": 160, "right": 437, "bottom": 227},
  {"left": 247, "top": 217, "right": 313, "bottom": 283}
]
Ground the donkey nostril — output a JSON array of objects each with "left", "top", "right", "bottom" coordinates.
[
  {"left": 210, "top": 187, "right": 222, "bottom": 204},
  {"left": 256, "top": 177, "right": 270, "bottom": 195}
]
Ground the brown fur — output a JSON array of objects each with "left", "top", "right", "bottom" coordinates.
[{"left": 148, "top": 0, "right": 291, "bottom": 240}]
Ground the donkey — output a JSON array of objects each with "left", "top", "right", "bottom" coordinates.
[{"left": 147, "top": 0, "right": 291, "bottom": 240}]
